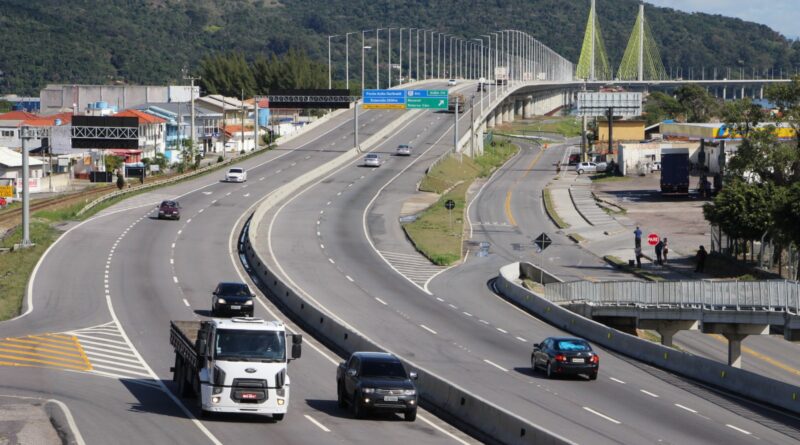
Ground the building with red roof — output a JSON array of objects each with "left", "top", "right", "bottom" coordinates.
[{"left": 114, "top": 109, "right": 167, "bottom": 159}]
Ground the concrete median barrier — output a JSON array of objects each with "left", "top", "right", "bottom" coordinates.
[
  {"left": 241, "top": 109, "right": 575, "bottom": 443},
  {"left": 496, "top": 262, "right": 800, "bottom": 416}
]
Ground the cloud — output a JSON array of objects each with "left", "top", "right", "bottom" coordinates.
[{"left": 646, "top": 0, "right": 800, "bottom": 39}]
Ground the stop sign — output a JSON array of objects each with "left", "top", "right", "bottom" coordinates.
[{"left": 647, "top": 233, "right": 660, "bottom": 246}]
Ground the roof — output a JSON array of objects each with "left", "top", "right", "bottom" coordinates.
[
  {"left": 0, "top": 111, "right": 37, "bottom": 121},
  {"left": 22, "top": 112, "right": 74, "bottom": 127},
  {"left": 114, "top": 109, "right": 167, "bottom": 125},
  {"left": 223, "top": 124, "right": 254, "bottom": 135},
  {"left": 133, "top": 102, "right": 221, "bottom": 118},
  {"left": 353, "top": 352, "right": 397, "bottom": 361},
  {"left": 0, "top": 147, "right": 43, "bottom": 167},
  {"left": 198, "top": 95, "right": 252, "bottom": 110},
  {"left": 213, "top": 317, "right": 284, "bottom": 332}
]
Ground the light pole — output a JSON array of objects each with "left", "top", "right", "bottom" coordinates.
[
  {"left": 475, "top": 38, "right": 485, "bottom": 113},
  {"left": 182, "top": 68, "right": 200, "bottom": 156},
  {"left": 387, "top": 27, "right": 395, "bottom": 87},
  {"left": 416, "top": 29, "right": 420, "bottom": 83},
  {"left": 399, "top": 28, "right": 404, "bottom": 84},
  {"left": 376, "top": 28, "right": 383, "bottom": 89},
  {"left": 408, "top": 28, "right": 415, "bottom": 82},
  {"left": 362, "top": 30, "right": 372, "bottom": 95},
  {"left": 346, "top": 32, "right": 357, "bottom": 91},
  {"left": 328, "top": 35, "right": 340, "bottom": 89}
]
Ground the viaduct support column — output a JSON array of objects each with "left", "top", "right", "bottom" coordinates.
[
  {"left": 638, "top": 320, "right": 699, "bottom": 347},
  {"left": 487, "top": 110, "right": 496, "bottom": 128},
  {"left": 702, "top": 323, "right": 769, "bottom": 368}
]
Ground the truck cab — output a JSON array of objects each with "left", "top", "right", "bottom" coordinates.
[{"left": 170, "top": 318, "right": 301, "bottom": 420}]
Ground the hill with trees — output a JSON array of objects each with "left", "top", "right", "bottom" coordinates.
[{"left": 1, "top": 0, "right": 799, "bottom": 95}]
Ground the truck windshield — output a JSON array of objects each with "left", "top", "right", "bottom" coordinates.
[{"left": 215, "top": 329, "right": 285, "bottom": 362}]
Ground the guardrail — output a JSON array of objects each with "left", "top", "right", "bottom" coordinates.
[
  {"left": 545, "top": 280, "right": 800, "bottom": 314},
  {"left": 241, "top": 108, "right": 573, "bottom": 444},
  {"left": 496, "top": 262, "right": 800, "bottom": 416}
]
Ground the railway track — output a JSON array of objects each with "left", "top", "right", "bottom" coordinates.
[{"left": 0, "top": 185, "right": 116, "bottom": 234}]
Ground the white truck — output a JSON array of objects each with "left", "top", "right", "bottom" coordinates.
[
  {"left": 170, "top": 318, "right": 302, "bottom": 420},
  {"left": 495, "top": 66, "right": 508, "bottom": 85}
]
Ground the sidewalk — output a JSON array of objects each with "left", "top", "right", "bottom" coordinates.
[{"left": 546, "top": 171, "right": 706, "bottom": 281}]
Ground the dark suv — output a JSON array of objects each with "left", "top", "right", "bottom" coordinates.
[
  {"left": 211, "top": 282, "right": 255, "bottom": 317},
  {"left": 158, "top": 200, "right": 181, "bottom": 220},
  {"left": 336, "top": 352, "right": 418, "bottom": 421},
  {"left": 532, "top": 337, "right": 599, "bottom": 380}
]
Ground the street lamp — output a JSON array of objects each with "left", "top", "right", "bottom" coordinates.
[
  {"left": 328, "top": 35, "right": 340, "bottom": 89},
  {"left": 376, "top": 28, "right": 383, "bottom": 89},
  {"left": 346, "top": 32, "right": 358, "bottom": 91},
  {"left": 362, "top": 30, "right": 373, "bottom": 95},
  {"left": 387, "top": 27, "right": 396, "bottom": 87}
]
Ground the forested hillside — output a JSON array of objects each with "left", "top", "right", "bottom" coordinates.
[{"left": 1, "top": 0, "right": 798, "bottom": 95}]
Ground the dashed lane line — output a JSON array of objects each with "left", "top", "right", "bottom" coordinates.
[{"left": 583, "top": 407, "right": 622, "bottom": 425}]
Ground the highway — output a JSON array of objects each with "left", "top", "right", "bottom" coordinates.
[
  {"left": 262, "top": 104, "right": 800, "bottom": 444},
  {"left": 0, "top": 81, "right": 474, "bottom": 444}
]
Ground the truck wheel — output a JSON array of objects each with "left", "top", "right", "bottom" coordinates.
[
  {"left": 337, "top": 383, "right": 347, "bottom": 409},
  {"left": 352, "top": 392, "right": 365, "bottom": 419},
  {"left": 273, "top": 413, "right": 285, "bottom": 421},
  {"left": 404, "top": 409, "right": 417, "bottom": 422}
]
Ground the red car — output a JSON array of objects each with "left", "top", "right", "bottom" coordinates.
[{"left": 158, "top": 200, "right": 181, "bottom": 220}]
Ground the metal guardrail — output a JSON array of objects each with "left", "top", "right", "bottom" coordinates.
[{"left": 544, "top": 280, "right": 800, "bottom": 314}]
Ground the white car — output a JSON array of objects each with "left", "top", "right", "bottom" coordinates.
[
  {"left": 225, "top": 167, "right": 247, "bottom": 182},
  {"left": 396, "top": 144, "right": 412, "bottom": 156},
  {"left": 363, "top": 153, "right": 382, "bottom": 167},
  {"left": 447, "top": 79, "right": 457, "bottom": 86}
]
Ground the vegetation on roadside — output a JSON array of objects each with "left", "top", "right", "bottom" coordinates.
[
  {"left": 589, "top": 173, "right": 631, "bottom": 183},
  {"left": 404, "top": 140, "right": 519, "bottom": 266},
  {"left": 542, "top": 187, "right": 570, "bottom": 229},
  {"left": 505, "top": 117, "right": 582, "bottom": 137},
  {"left": 0, "top": 222, "right": 60, "bottom": 320}
]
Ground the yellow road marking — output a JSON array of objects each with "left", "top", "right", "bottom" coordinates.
[
  {"left": 504, "top": 148, "right": 545, "bottom": 227},
  {"left": 711, "top": 334, "right": 800, "bottom": 377},
  {"left": 0, "top": 333, "right": 91, "bottom": 372}
]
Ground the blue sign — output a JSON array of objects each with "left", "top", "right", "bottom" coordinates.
[
  {"left": 407, "top": 90, "right": 448, "bottom": 98},
  {"left": 364, "top": 89, "right": 406, "bottom": 105}
]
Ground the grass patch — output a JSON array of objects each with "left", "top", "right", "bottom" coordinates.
[
  {"left": 507, "top": 116, "right": 582, "bottom": 137},
  {"left": 589, "top": 173, "right": 631, "bottom": 183},
  {"left": 542, "top": 187, "right": 570, "bottom": 229},
  {"left": 405, "top": 141, "right": 519, "bottom": 266},
  {"left": 0, "top": 222, "right": 60, "bottom": 320}
]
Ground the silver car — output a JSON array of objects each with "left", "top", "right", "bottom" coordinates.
[
  {"left": 396, "top": 144, "right": 412, "bottom": 156},
  {"left": 364, "top": 153, "right": 382, "bottom": 167},
  {"left": 575, "top": 162, "right": 598, "bottom": 175}
]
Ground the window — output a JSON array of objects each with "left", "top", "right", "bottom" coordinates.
[
  {"left": 360, "top": 360, "right": 407, "bottom": 378},
  {"left": 215, "top": 329, "right": 285, "bottom": 361},
  {"left": 555, "top": 340, "right": 591, "bottom": 352},
  {"left": 1, "top": 130, "right": 14, "bottom": 137}
]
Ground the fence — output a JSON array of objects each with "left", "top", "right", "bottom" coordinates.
[
  {"left": 544, "top": 279, "right": 800, "bottom": 313},
  {"left": 710, "top": 225, "right": 800, "bottom": 280}
]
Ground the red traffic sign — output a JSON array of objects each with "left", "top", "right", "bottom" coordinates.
[{"left": 647, "top": 233, "right": 660, "bottom": 246}]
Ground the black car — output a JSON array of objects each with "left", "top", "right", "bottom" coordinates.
[
  {"left": 336, "top": 352, "right": 418, "bottom": 421},
  {"left": 158, "top": 200, "right": 181, "bottom": 220},
  {"left": 211, "top": 282, "right": 255, "bottom": 317},
  {"left": 531, "top": 337, "right": 599, "bottom": 380}
]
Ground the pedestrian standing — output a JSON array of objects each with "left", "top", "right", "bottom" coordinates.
[
  {"left": 635, "top": 246, "right": 643, "bottom": 269},
  {"left": 695, "top": 245, "right": 707, "bottom": 273},
  {"left": 655, "top": 239, "right": 664, "bottom": 265},
  {"left": 634, "top": 226, "right": 642, "bottom": 248},
  {"left": 662, "top": 237, "right": 669, "bottom": 264}
]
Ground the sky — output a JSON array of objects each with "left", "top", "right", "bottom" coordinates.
[{"left": 646, "top": 0, "right": 800, "bottom": 39}]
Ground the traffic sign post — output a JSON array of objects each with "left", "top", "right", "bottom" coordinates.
[
  {"left": 534, "top": 233, "right": 552, "bottom": 284},
  {"left": 647, "top": 233, "right": 659, "bottom": 246},
  {"left": 445, "top": 199, "right": 456, "bottom": 231},
  {"left": 362, "top": 89, "right": 448, "bottom": 110},
  {"left": 363, "top": 89, "right": 406, "bottom": 109}
]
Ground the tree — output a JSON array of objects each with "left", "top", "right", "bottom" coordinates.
[
  {"left": 765, "top": 75, "right": 800, "bottom": 182},
  {"left": 116, "top": 172, "right": 125, "bottom": 190},
  {"left": 675, "top": 84, "right": 719, "bottom": 123},
  {"left": 199, "top": 52, "right": 256, "bottom": 97},
  {"left": 703, "top": 180, "right": 778, "bottom": 246},
  {"left": 643, "top": 92, "right": 682, "bottom": 125},
  {"left": 722, "top": 98, "right": 765, "bottom": 138},
  {"left": 773, "top": 182, "right": 800, "bottom": 254}
]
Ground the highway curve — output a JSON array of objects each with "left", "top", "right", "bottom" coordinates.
[{"left": 0, "top": 81, "right": 473, "bottom": 445}]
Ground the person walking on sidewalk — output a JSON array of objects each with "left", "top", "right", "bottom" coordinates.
[
  {"left": 662, "top": 238, "right": 669, "bottom": 264},
  {"left": 695, "top": 245, "right": 707, "bottom": 273},
  {"left": 634, "top": 226, "right": 643, "bottom": 248},
  {"left": 655, "top": 239, "right": 664, "bottom": 265}
]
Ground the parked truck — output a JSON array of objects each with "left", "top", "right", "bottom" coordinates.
[
  {"left": 170, "top": 318, "right": 302, "bottom": 419},
  {"left": 660, "top": 147, "right": 690, "bottom": 195},
  {"left": 495, "top": 66, "right": 508, "bottom": 85}
]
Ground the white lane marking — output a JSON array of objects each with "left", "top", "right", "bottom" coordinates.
[
  {"left": 583, "top": 407, "right": 622, "bottom": 424},
  {"left": 259, "top": 177, "right": 265, "bottom": 181},
  {"left": 170, "top": 258, "right": 174, "bottom": 265},
  {"left": 420, "top": 325, "right": 438, "bottom": 335},
  {"left": 211, "top": 199, "right": 217, "bottom": 204},
  {"left": 183, "top": 299, "right": 190, "bottom": 307},
  {"left": 448, "top": 304, "right": 457, "bottom": 309},
  {"left": 516, "top": 336, "right": 527, "bottom": 342},
  {"left": 479, "top": 319, "right": 489, "bottom": 325},
  {"left": 725, "top": 424, "right": 751, "bottom": 435},
  {"left": 436, "top": 297, "right": 444, "bottom": 302},
  {"left": 463, "top": 312, "right": 472, "bottom": 317},
  {"left": 177, "top": 230, "right": 182, "bottom": 235},
  {"left": 186, "top": 218, "right": 192, "bottom": 223},
  {"left": 304, "top": 414, "right": 330, "bottom": 433},
  {"left": 276, "top": 169, "right": 282, "bottom": 173},
  {"left": 610, "top": 377, "right": 626, "bottom": 384},
  {"left": 328, "top": 258, "right": 335, "bottom": 264},
  {"left": 173, "top": 276, "right": 179, "bottom": 284},
  {"left": 483, "top": 359, "right": 508, "bottom": 372},
  {"left": 0, "top": 395, "right": 87, "bottom": 445},
  {"left": 317, "top": 220, "right": 320, "bottom": 225},
  {"left": 640, "top": 389, "right": 659, "bottom": 398},
  {"left": 317, "top": 231, "right": 321, "bottom": 237},
  {"left": 345, "top": 275, "right": 354, "bottom": 282},
  {"left": 417, "top": 414, "right": 470, "bottom": 445},
  {"left": 326, "top": 201, "right": 331, "bottom": 206},
  {"left": 497, "top": 328, "right": 508, "bottom": 334},
  {"left": 320, "top": 210, "right": 324, "bottom": 215},
  {"left": 675, "top": 404, "right": 697, "bottom": 413},
  {"left": 337, "top": 192, "right": 342, "bottom": 196},
  {"left": 320, "top": 244, "right": 325, "bottom": 249},
  {"left": 375, "top": 297, "right": 388, "bottom": 305},
  {"left": 202, "top": 191, "right": 212, "bottom": 195},
  {"left": 226, "top": 192, "right": 232, "bottom": 196},
  {"left": 171, "top": 243, "right": 175, "bottom": 249},
  {"left": 243, "top": 193, "right": 250, "bottom": 197},
  {"left": 198, "top": 208, "right": 204, "bottom": 213}
]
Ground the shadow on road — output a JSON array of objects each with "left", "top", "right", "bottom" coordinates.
[{"left": 305, "top": 399, "right": 406, "bottom": 422}]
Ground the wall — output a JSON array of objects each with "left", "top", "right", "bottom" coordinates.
[{"left": 496, "top": 262, "right": 800, "bottom": 416}]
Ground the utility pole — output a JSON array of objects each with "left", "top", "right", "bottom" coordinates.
[
  {"left": 399, "top": 28, "right": 403, "bottom": 84},
  {"left": 328, "top": 35, "right": 339, "bottom": 89},
  {"left": 241, "top": 89, "right": 245, "bottom": 153},
  {"left": 354, "top": 100, "right": 359, "bottom": 152},
  {"left": 416, "top": 29, "right": 420, "bottom": 82},
  {"left": 183, "top": 69, "right": 200, "bottom": 156},
  {"left": 18, "top": 126, "right": 47, "bottom": 248},
  {"left": 376, "top": 28, "right": 382, "bottom": 89},
  {"left": 254, "top": 99, "right": 259, "bottom": 151}
]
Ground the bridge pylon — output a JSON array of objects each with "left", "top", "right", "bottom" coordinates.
[
  {"left": 576, "top": 0, "right": 612, "bottom": 81},
  {"left": 617, "top": 2, "right": 667, "bottom": 81}
]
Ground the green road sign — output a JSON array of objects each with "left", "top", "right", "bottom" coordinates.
[{"left": 406, "top": 97, "right": 448, "bottom": 109}]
